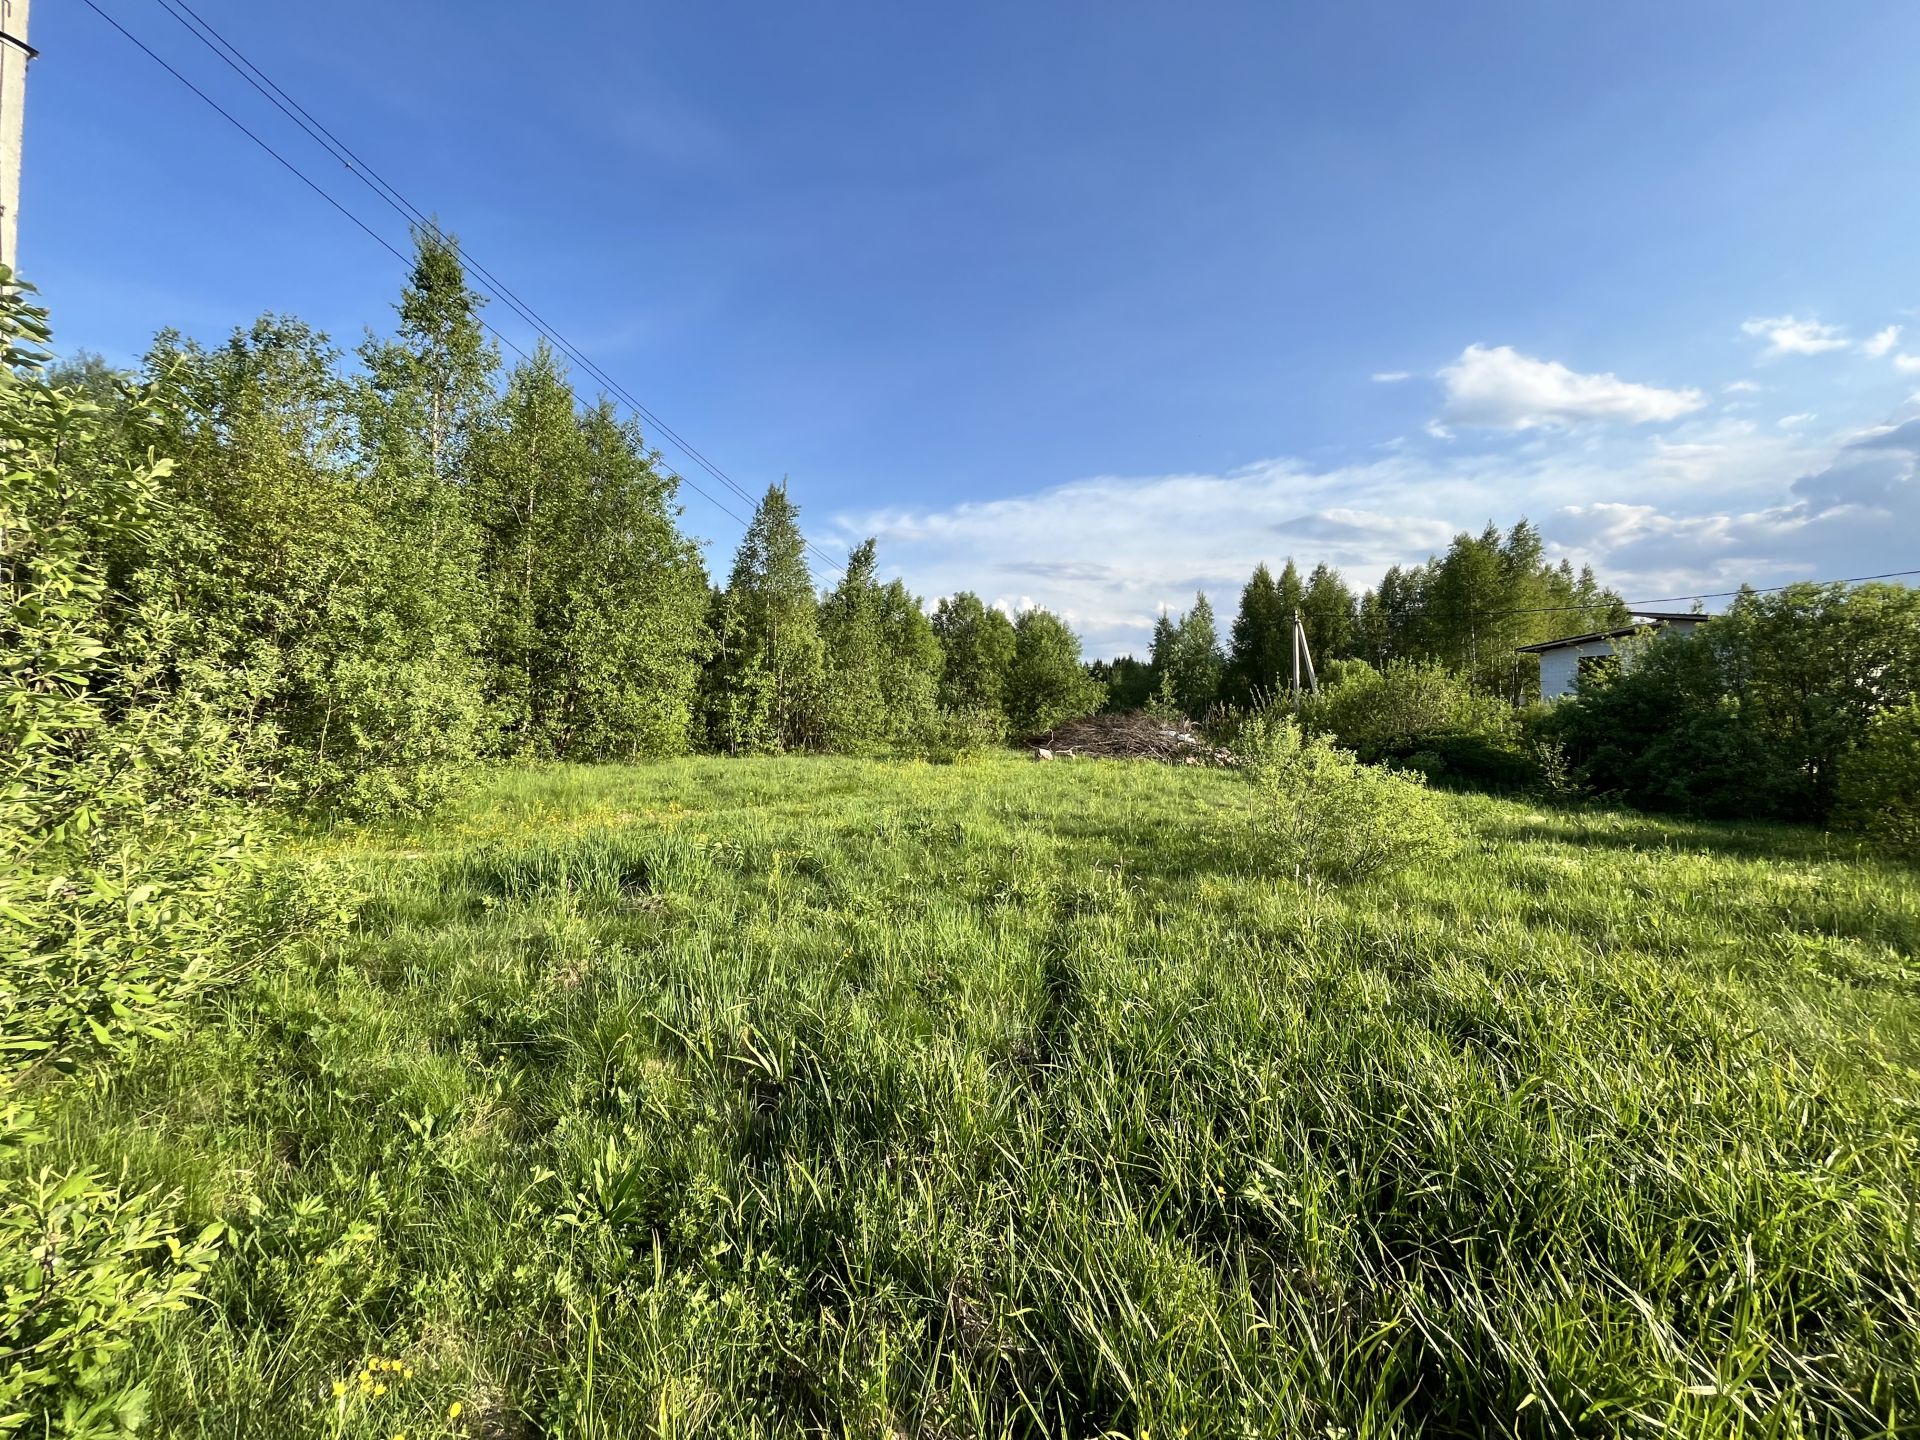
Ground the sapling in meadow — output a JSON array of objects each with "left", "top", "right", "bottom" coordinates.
[{"left": 1237, "top": 710, "right": 1456, "bottom": 881}]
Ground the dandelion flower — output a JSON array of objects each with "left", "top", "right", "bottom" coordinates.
[{"left": 448, "top": 1401, "right": 464, "bottom": 1420}]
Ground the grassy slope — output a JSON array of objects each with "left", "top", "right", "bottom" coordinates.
[{"left": 47, "top": 756, "right": 1920, "bottom": 1438}]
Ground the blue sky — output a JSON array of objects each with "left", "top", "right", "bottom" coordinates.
[{"left": 30, "top": 1, "right": 1920, "bottom": 655}]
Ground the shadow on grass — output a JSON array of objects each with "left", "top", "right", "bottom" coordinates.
[
  {"left": 1487, "top": 806, "right": 1860, "bottom": 865},
  {"left": 1036, "top": 807, "right": 1256, "bottom": 893}
]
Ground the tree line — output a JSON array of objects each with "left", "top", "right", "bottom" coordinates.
[
  {"left": 1096, "top": 521, "right": 1627, "bottom": 717},
  {"left": 43, "top": 233, "right": 1105, "bottom": 817},
  {"left": 20, "top": 229, "right": 1914, "bottom": 845}
]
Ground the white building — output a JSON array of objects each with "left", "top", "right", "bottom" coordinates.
[{"left": 1519, "top": 611, "right": 1705, "bottom": 700}]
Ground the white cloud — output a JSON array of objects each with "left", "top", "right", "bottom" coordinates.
[
  {"left": 1371, "top": 370, "right": 1412, "bottom": 383},
  {"left": 1435, "top": 344, "right": 1705, "bottom": 430},
  {"left": 1569, "top": 419, "right": 1920, "bottom": 593},
  {"left": 1863, "top": 324, "right": 1903, "bottom": 358},
  {"left": 818, "top": 313, "right": 1918, "bottom": 656},
  {"left": 1741, "top": 314, "right": 1849, "bottom": 357},
  {"left": 826, "top": 404, "right": 1871, "bottom": 656},
  {"left": 830, "top": 458, "right": 1482, "bottom": 655}
]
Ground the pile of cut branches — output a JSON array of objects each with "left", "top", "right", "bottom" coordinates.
[{"left": 1025, "top": 711, "right": 1237, "bottom": 765}]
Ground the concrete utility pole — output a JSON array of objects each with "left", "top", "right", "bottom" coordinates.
[
  {"left": 0, "top": 0, "right": 31, "bottom": 274},
  {"left": 1290, "top": 609, "right": 1319, "bottom": 703}
]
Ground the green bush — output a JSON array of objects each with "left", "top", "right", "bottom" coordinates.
[
  {"left": 1237, "top": 710, "right": 1457, "bottom": 881},
  {"left": 1296, "top": 658, "right": 1535, "bottom": 789},
  {"left": 0, "top": 272, "right": 263, "bottom": 1083},
  {"left": 1544, "top": 629, "right": 1800, "bottom": 819},
  {"left": 0, "top": 1146, "right": 222, "bottom": 1440},
  {"left": 0, "top": 824, "right": 253, "bottom": 1084},
  {"left": 1835, "top": 703, "right": 1920, "bottom": 859},
  {"left": 1, "top": 274, "right": 344, "bottom": 1434},
  {"left": 1548, "top": 587, "right": 1920, "bottom": 822},
  {"left": 915, "top": 705, "right": 1007, "bottom": 764},
  {"left": 1005, "top": 608, "right": 1105, "bottom": 735}
]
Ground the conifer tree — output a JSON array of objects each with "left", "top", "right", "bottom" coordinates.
[
  {"left": 1147, "top": 612, "right": 1180, "bottom": 695},
  {"left": 1164, "top": 592, "right": 1224, "bottom": 717},
  {"left": 1226, "top": 564, "right": 1289, "bottom": 705},
  {"left": 1302, "top": 563, "right": 1355, "bottom": 663},
  {"left": 1094, "top": 655, "right": 1157, "bottom": 712},
  {"left": 1355, "top": 564, "right": 1416, "bottom": 666},
  {"left": 704, "top": 483, "right": 825, "bottom": 752},
  {"left": 1275, "top": 559, "right": 1307, "bottom": 625}
]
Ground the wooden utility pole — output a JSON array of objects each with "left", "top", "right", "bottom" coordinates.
[{"left": 0, "top": 0, "right": 31, "bottom": 275}]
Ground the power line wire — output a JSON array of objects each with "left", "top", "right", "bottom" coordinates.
[
  {"left": 79, "top": 0, "right": 757, "bottom": 541},
  {"left": 76, "top": 0, "right": 411, "bottom": 271},
  {"left": 68, "top": 5, "right": 1920, "bottom": 608},
  {"left": 148, "top": 0, "right": 849, "bottom": 576},
  {"left": 1593, "top": 567, "right": 1920, "bottom": 616},
  {"left": 82, "top": 0, "right": 846, "bottom": 573}
]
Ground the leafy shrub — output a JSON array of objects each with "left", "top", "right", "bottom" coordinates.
[
  {"left": 0, "top": 824, "right": 255, "bottom": 1085},
  {"left": 0, "top": 272, "right": 267, "bottom": 1083},
  {"left": 1524, "top": 729, "right": 1579, "bottom": 801},
  {"left": 1548, "top": 587, "right": 1920, "bottom": 822},
  {"left": 1708, "top": 582, "right": 1920, "bottom": 817},
  {"left": 1834, "top": 703, "right": 1920, "bottom": 859},
  {"left": 0, "top": 1152, "right": 222, "bottom": 1439},
  {"left": 1544, "top": 629, "right": 1801, "bottom": 819},
  {"left": 916, "top": 705, "right": 1007, "bottom": 764},
  {"left": 1295, "top": 658, "right": 1536, "bottom": 790},
  {"left": 0, "top": 275, "right": 359, "bottom": 1435},
  {"left": 1237, "top": 711, "right": 1456, "bottom": 881},
  {"left": 1005, "top": 608, "right": 1105, "bottom": 735}
]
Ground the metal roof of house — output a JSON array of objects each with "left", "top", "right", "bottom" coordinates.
[{"left": 1515, "top": 612, "right": 1704, "bottom": 654}]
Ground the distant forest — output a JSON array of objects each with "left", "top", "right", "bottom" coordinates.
[{"left": 1097, "top": 522, "right": 1624, "bottom": 716}]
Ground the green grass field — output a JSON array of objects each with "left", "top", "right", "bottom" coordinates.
[{"left": 46, "top": 757, "right": 1920, "bottom": 1437}]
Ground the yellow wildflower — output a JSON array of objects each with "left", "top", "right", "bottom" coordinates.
[{"left": 448, "top": 1401, "right": 464, "bottom": 1420}]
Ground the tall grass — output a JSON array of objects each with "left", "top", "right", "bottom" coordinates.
[{"left": 36, "top": 756, "right": 1920, "bottom": 1437}]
